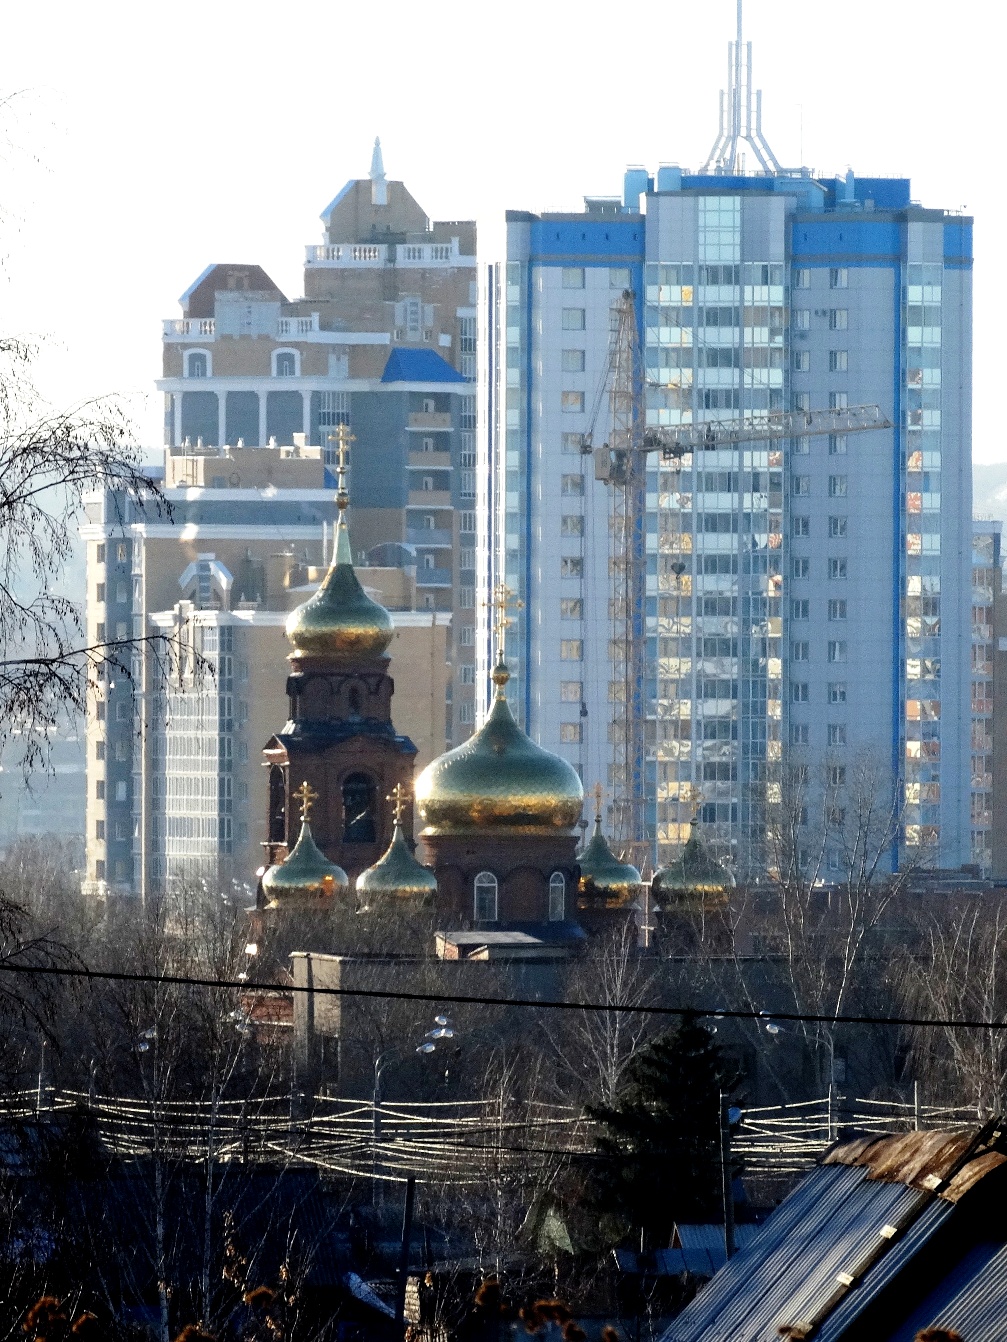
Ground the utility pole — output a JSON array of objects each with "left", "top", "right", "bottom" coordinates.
[{"left": 394, "top": 1174, "right": 417, "bottom": 1333}]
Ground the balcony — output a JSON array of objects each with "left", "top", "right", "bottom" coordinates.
[
  {"left": 409, "top": 490, "right": 452, "bottom": 507},
  {"left": 406, "top": 527, "right": 452, "bottom": 547},
  {"left": 416, "top": 567, "right": 453, "bottom": 588},
  {"left": 408, "top": 451, "right": 452, "bottom": 469},
  {"left": 304, "top": 239, "right": 470, "bottom": 268},
  {"left": 277, "top": 314, "right": 320, "bottom": 336},
  {"left": 408, "top": 413, "right": 453, "bottom": 431},
  {"left": 304, "top": 243, "right": 388, "bottom": 266},
  {"left": 163, "top": 318, "right": 215, "bottom": 339}
]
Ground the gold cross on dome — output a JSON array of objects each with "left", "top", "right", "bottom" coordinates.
[
  {"left": 483, "top": 582, "right": 524, "bottom": 659},
  {"left": 327, "top": 423, "right": 356, "bottom": 509},
  {"left": 387, "top": 781, "right": 409, "bottom": 825},
  {"left": 293, "top": 780, "right": 318, "bottom": 823},
  {"left": 592, "top": 782, "right": 604, "bottom": 825}
]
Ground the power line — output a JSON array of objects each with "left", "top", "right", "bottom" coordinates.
[{"left": 0, "top": 960, "right": 1004, "bottom": 1033}]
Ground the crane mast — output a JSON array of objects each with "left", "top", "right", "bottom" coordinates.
[{"left": 585, "top": 297, "right": 892, "bottom": 863}]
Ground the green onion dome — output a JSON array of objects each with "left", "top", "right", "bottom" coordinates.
[
  {"left": 356, "top": 823, "right": 438, "bottom": 905},
  {"left": 262, "top": 820, "right": 349, "bottom": 909},
  {"left": 415, "top": 660, "right": 583, "bottom": 836},
  {"left": 652, "top": 821, "right": 735, "bottom": 901},
  {"left": 577, "top": 814, "right": 642, "bottom": 911},
  {"left": 285, "top": 514, "right": 393, "bottom": 663}
]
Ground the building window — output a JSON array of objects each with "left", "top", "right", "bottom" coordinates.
[
  {"left": 95, "top": 820, "right": 105, "bottom": 840},
  {"left": 96, "top": 544, "right": 106, "bottom": 563},
  {"left": 829, "top": 350, "right": 848, "bottom": 372},
  {"left": 829, "top": 268, "right": 849, "bottom": 289},
  {"left": 273, "top": 350, "right": 298, "bottom": 377},
  {"left": 829, "top": 309, "right": 848, "bottom": 330},
  {"left": 548, "top": 872, "right": 565, "bottom": 921},
  {"left": 793, "top": 436, "right": 810, "bottom": 455},
  {"left": 829, "top": 515, "right": 848, "bottom": 537},
  {"left": 791, "top": 641, "right": 809, "bottom": 662},
  {"left": 828, "top": 682, "right": 847, "bottom": 704},
  {"left": 422, "top": 477, "right": 434, "bottom": 491},
  {"left": 829, "top": 434, "right": 847, "bottom": 455},
  {"left": 794, "top": 309, "right": 811, "bottom": 330},
  {"left": 793, "top": 558, "right": 810, "bottom": 579},
  {"left": 562, "top": 433, "right": 584, "bottom": 453},
  {"left": 828, "top": 724, "right": 847, "bottom": 746},
  {"left": 828, "top": 475, "right": 848, "bottom": 498},
  {"left": 560, "top": 640, "right": 583, "bottom": 661},
  {"left": 827, "top": 641, "right": 848, "bottom": 663},
  {"left": 95, "top": 780, "right": 105, "bottom": 799},
  {"left": 562, "top": 391, "right": 585, "bottom": 413},
  {"left": 562, "top": 268, "right": 585, "bottom": 289},
  {"left": 95, "top": 861, "right": 106, "bottom": 881},
  {"left": 828, "top": 558, "right": 847, "bottom": 579},
  {"left": 459, "top": 588, "right": 475, "bottom": 609},
  {"left": 560, "top": 681, "right": 582, "bottom": 702},
  {"left": 561, "top": 474, "right": 584, "bottom": 496},
  {"left": 473, "top": 871, "right": 498, "bottom": 922},
  {"left": 791, "top": 474, "right": 810, "bottom": 496},
  {"left": 791, "top": 599, "right": 809, "bottom": 620},
  {"left": 828, "top": 599, "right": 847, "bottom": 620},
  {"left": 559, "top": 722, "right": 582, "bottom": 743},
  {"left": 96, "top": 583, "right": 106, "bottom": 602},
  {"left": 791, "top": 682, "right": 809, "bottom": 703},
  {"left": 115, "top": 781, "right": 127, "bottom": 802},
  {"left": 95, "top": 741, "right": 105, "bottom": 761},
  {"left": 829, "top": 391, "right": 848, "bottom": 411},
  {"left": 459, "top": 702, "right": 475, "bottom": 725},
  {"left": 268, "top": 765, "right": 285, "bottom": 843},
  {"left": 829, "top": 765, "right": 847, "bottom": 787},
  {"left": 790, "top": 724, "right": 809, "bottom": 746},
  {"left": 792, "top": 516, "right": 810, "bottom": 538},
  {"left": 117, "top": 543, "right": 127, "bottom": 562},
  {"left": 562, "top": 309, "right": 586, "bottom": 331},
  {"left": 560, "top": 599, "right": 583, "bottom": 620},
  {"left": 342, "top": 772, "right": 377, "bottom": 843},
  {"left": 186, "top": 351, "right": 209, "bottom": 378},
  {"left": 794, "top": 268, "right": 811, "bottom": 289},
  {"left": 561, "top": 515, "right": 584, "bottom": 536},
  {"left": 793, "top": 393, "right": 811, "bottom": 414},
  {"left": 793, "top": 351, "right": 810, "bottom": 372},
  {"left": 560, "top": 556, "right": 583, "bottom": 578},
  {"left": 562, "top": 349, "right": 586, "bottom": 372}
]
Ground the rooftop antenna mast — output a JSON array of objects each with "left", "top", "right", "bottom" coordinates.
[{"left": 701, "top": 0, "right": 781, "bottom": 174}]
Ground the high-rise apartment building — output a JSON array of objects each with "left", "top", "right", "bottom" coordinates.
[
  {"left": 971, "top": 520, "right": 1001, "bottom": 873},
  {"left": 157, "top": 143, "right": 478, "bottom": 740},
  {"left": 489, "top": 22, "right": 972, "bottom": 874}
]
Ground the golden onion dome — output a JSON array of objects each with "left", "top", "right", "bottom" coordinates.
[
  {"left": 356, "top": 823, "right": 438, "bottom": 905},
  {"left": 577, "top": 809, "right": 642, "bottom": 911},
  {"left": 652, "top": 822, "right": 735, "bottom": 900},
  {"left": 262, "top": 820, "right": 349, "bottom": 909},
  {"left": 285, "top": 514, "right": 393, "bottom": 663},
  {"left": 415, "top": 660, "right": 583, "bottom": 836}
]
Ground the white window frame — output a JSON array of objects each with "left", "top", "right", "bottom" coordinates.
[
  {"left": 473, "top": 871, "right": 498, "bottom": 922},
  {"left": 185, "top": 349, "right": 212, "bottom": 378},
  {"left": 272, "top": 348, "right": 301, "bottom": 378},
  {"left": 548, "top": 872, "right": 566, "bottom": 922}
]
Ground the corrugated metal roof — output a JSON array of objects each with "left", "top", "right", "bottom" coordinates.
[
  {"left": 813, "top": 1198, "right": 951, "bottom": 1342},
  {"left": 881, "top": 1239, "right": 1007, "bottom": 1342}
]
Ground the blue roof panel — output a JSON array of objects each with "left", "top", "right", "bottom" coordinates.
[{"left": 380, "top": 348, "right": 468, "bottom": 384}]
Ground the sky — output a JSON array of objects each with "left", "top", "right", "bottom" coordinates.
[{"left": 0, "top": 0, "right": 1001, "bottom": 466}]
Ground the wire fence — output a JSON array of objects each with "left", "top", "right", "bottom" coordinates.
[{"left": 0, "top": 1088, "right": 985, "bottom": 1185}]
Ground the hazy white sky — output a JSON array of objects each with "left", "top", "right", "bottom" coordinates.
[{"left": 0, "top": 0, "right": 1000, "bottom": 461}]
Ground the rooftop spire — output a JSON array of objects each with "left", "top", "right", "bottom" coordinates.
[
  {"left": 701, "top": 0, "right": 781, "bottom": 175},
  {"left": 370, "top": 136, "right": 388, "bottom": 206}
]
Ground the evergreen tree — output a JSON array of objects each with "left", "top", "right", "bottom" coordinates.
[{"left": 586, "top": 1014, "right": 741, "bottom": 1248}]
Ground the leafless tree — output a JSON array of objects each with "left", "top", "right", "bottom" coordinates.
[
  {"left": 0, "top": 336, "right": 168, "bottom": 779},
  {"left": 899, "top": 894, "right": 1007, "bottom": 1116}
]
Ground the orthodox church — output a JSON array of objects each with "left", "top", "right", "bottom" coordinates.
[{"left": 255, "top": 440, "right": 649, "bottom": 957}]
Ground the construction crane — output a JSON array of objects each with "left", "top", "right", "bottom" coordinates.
[{"left": 583, "top": 291, "right": 893, "bottom": 859}]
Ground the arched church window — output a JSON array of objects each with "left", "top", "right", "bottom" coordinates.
[
  {"left": 548, "top": 872, "right": 565, "bottom": 922},
  {"left": 186, "top": 351, "right": 209, "bottom": 378},
  {"left": 473, "top": 871, "right": 498, "bottom": 923},
  {"left": 342, "top": 772, "right": 377, "bottom": 843},
  {"left": 348, "top": 686, "right": 362, "bottom": 716},
  {"left": 268, "top": 766, "right": 286, "bottom": 843}
]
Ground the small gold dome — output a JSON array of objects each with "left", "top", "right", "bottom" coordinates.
[
  {"left": 262, "top": 820, "right": 349, "bottom": 909},
  {"left": 285, "top": 517, "right": 393, "bottom": 663},
  {"left": 652, "top": 822, "right": 735, "bottom": 901},
  {"left": 415, "top": 661, "right": 583, "bottom": 836},
  {"left": 577, "top": 817, "right": 642, "bottom": 911},
  {"left": 356, "top": 824, "right": 438, "bottom": 904}
]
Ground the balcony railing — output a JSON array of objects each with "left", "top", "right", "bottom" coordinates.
[
  {"left": 304, "top": 239, "right": 466, "bottom": 267},
  {"left": 278, "top": 314, "right": 320, "bottom": 336},
  {"left": 163, "top": 318, "right": 215, "bottom": 337}
]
